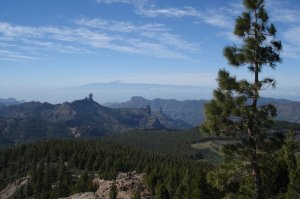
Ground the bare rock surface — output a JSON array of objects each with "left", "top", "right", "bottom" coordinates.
[
  {"left": 61, "top": 172, "right": 153, "bottom": 199},
  {"left": 0, "top": 176, "right": 28, "bottom": 199}
]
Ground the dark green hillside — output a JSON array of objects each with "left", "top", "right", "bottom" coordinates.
[
  {"left": 1, "top": 130, "right": 299, "bottom": 199},
  {"left": 273, "top": 120, "right": 300, "bottom": 131},
  {"left": 103, "top": 129, "right": 203, "bottom": 159},
  {"left": 0, "top": 117, "right": 70, "bottom": 147},
  {"left": 0, "top": 139, "right": 218, "bottom": 199}
]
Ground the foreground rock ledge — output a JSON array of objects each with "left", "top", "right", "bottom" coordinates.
[
  {"left": 0, "top": 176, "right": 29, "bottom": 199},
  {"left": 61, "top": 172, "right": 153, "bottom": 199}
]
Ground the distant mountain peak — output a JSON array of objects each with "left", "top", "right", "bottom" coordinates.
[
  {"left": 109, "top": 80, "right": 125, "bottom": 84},
  {"left": 130, "top": 96, "right": 148, "bottom": 102},
  {"left": 88, "top": 93, "right": 93, "bottom": 100},
  {"left": 131, "top": 96, "right": 146, "bottom": 100},
  {"left": 71, "top": 95, "right": 103, "bottom": 109},
  {"left": 0, "top": 97, "right": 25, "bottom": 106}
]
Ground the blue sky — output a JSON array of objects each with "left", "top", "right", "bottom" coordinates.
[{"left": 0, "top": 0, "right": 300, "bottom": 102}]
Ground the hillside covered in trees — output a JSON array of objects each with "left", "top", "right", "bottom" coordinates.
[
  {"left": 0, "top": 138, "right": 217, "bottom": 199},
  {"left": 0, "top": 130, "right": 299, "bottom": 199}
]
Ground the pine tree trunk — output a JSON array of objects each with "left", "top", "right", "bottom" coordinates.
[
  {"left": 253, "top": 162, "right": 263, "bottom": 199},
  {"left": 252, "top": 68, "right": 263, "bottom": 199},
  {"left": 248, "top": 127, "right": 263, "bottom": 199}
]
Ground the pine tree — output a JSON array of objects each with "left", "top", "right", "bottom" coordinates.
[
  {"left": 154, "top": 184, "right": 170, "bottom": 199},
  {"left": 74, "top": 172, "right": 89, "bottom": 193},
  {"left": 201, "top": 0, "right": 282, "bottom": 198},
  {"left": 283, "top": 131, "right": 300, "bottom": 198}
]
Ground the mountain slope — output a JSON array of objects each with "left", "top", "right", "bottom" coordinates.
[
  {"left": 107, "top": 96, "right": 205, "bottom": 127},
  {"left": 106, "top": 96, "right": 300, "bottom": 126},
  {"left": 0, "top": 96, "right": 189, "bottom": 146},
  {"left": 0, "top": 97, "right": 162, "bottom": 132},
  {"left": 258, "top": 98, "right": 300, "bottom": 123}
]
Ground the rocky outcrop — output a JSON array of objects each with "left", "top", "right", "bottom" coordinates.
[
  {"left": 61, "top": 172, "right": 152, "bottom": 199},
  {"left": 0, "top": 176, "right": 28, "bottom": 199}
]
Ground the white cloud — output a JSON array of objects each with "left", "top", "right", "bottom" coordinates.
[
  {"left": 267, "top": 0, "right": 300, "bottom": 23},
  {"left": 0, "top": 22, "right": 40, "bottom": 38},
  {"left": 96, "top": 0, "right": 151, "bottom": 10},
  {"left": 0, "top": 50, "right": 41, "bottom": 61},
  {"left": 4, "top": 0, "right": 298, "bottom": 62},
  {"left": 265, "top": 0, "right": 300, "bottom": 60},
  {"left": 125, "top": 38, "right": 188, "bottom": 59},
  {"left": 0, "top": 42, "right": 16, "bottom": 47},
  {"left": 138, "top": 6, "right": 200, "bottom": 18},
  {"left": 75, "top": 18, "right": 199, "bottom": 54},
  {"left": 140, "top": 32, "right": 199, "bottom": 51},
  {"left": 283, "top": 26, "right": 300, "bottom": 46},
  {"left": 95, "top": 0, "right": 300, "bottom": 52},
  {"left": 136, "top": 5, "right": 235, "bottom": 28},
  {"left": 74, "top": 18, "right": 167, "bottom": 33},
  {"left": 74, "top": 19, "right": 197, "bottom": 58},
  {"left": 282, "top": 44, "right": 300, "bottom": 60},
  {"left": 272, "top": 8, "right": 300, "bottom": 23},
  {"left": 96, "top": 0, "right": 198, "bottom": 18},
  {"left": 218, "top": 31, "right": 241, "bottom": 43},
  {"left": 21, "top": 39, "right": 91, "bottom": 54},
  {"left": 0, "top": 19, "right": 199, "bottom": 61},
  {"left": 201, "top": 13, "right": 232, "bottom": 28},
  {"left": 95, "top": 0, "right": 239, "bottom": 29}
]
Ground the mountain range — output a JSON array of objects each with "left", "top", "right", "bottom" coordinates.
[
  {"left": 1, "top": 95, "right": 300, "bottom": 147},
  {"left": 0, "top": 95, "right": 189, "bottom": 147},
  {"left": 106, "top": 96, "right": 300, "bottom": 126}
]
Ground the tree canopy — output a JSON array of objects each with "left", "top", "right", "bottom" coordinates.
[{"left": 200, "top": 0, "right": 296, "bottom": 198}]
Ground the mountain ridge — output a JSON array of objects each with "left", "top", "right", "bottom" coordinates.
[
  {"left": 0, "top": 95, "right": 190, "bottom": 146},
  {"left": 106, "top": 96, "right": 300, "bottom": 126}
]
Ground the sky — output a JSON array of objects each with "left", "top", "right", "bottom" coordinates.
[{"left": 0, "top": 0, "right": 300, "bottom": 103}]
